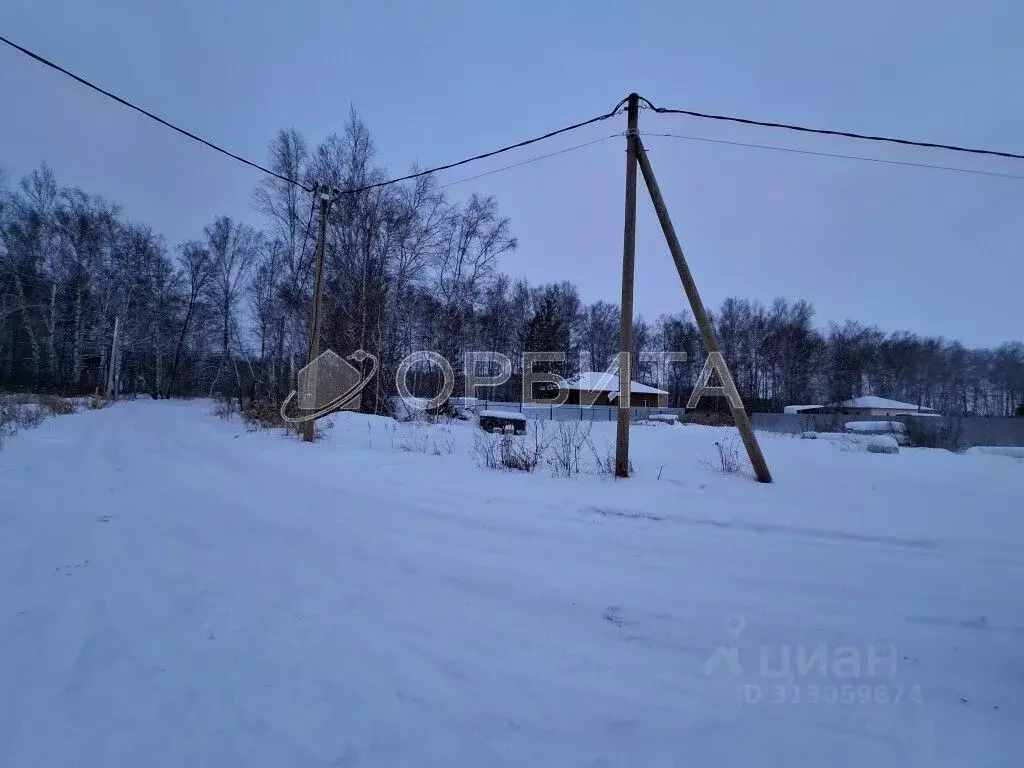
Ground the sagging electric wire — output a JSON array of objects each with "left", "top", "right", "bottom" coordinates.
[
  {"left": 639, "top": 132, "right": 1024, "bottom": 181},
  {"left": 342, "top": 100, "right": 629, "bottom": 195},
  {"left": 6, "top": 29, "right": 1021, "bottom": 191},
  {"left": 1, "top": 32, "right": 628, "bottom": 195},
  {"left": 638, "top": 96, "right": 1024, "bottom": 163},
  {"left": 437, "top": 133, "right": 622, "bottom": 189},
  {"left": 0, "top": 33, "right": 310, "bottom": 189}
]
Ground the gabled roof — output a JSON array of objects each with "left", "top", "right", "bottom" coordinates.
[
  {"left": 563, "top": 371, "right": 668, "bottom": 395},
  {"left": 839, "top": 395, "right": 935, "bottom": 412}
]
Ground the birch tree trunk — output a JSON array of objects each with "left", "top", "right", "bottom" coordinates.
[
  {"left": 71, "top": 290, "right": 84, "bottom": 389},
  {"left": 47, "top": 282, "right": 58, "bottom": 382},
  {"left": 15, "top": 277, "right": 41, "bottom": 383}
]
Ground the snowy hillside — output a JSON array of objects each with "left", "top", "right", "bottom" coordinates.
[{"left": 0, "top": 400, "right": 1021, "bottom": 767}]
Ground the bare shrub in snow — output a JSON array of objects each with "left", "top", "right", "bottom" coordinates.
[
  {"left": 0, "top": 400, "right": 15, "bottom": 449},
  {"left": 35, "top": 394, "right": 76, "bottom": 416},
  {"left": 497, "top": 435, "right": 534, "bottom": 471},
  {"left": 500, "top": 436, "right": 538, "bottom": 472},
  {"left": 0, "top": 395, "right": 65, "bottom": 450},
  {"left": 502, "top": 422, "right": 549, "bottom": 472},
  {"left": 699, "top": 437, "right": 742, "bottom": 474},
  {"left": 399, "top": 431, "right": 430, "bottom": 454},
  {"left": 433, "top": 434, "right": 456, "bottom": 456},
  {"left": 391, "top": 397, "right": 429, "bottom": 423},
  {"left": 21, "top": 405, "right": 47, "bottom": 430},
  {"left": 425, "top": 406, "right": 455, "bottom": 426},
  {"left": 212, "top": 396, "right": 238, "bottom": 421},
  {"left": 547, "top": 422, "right": 593, "bottom": 478},
  {"left": 397, "top": 422, "right": 455, "bottom": 456},
  {"left": 471, "top": 421, "right": 635, "bottom": 478},
  {"left": 241, "top": 399, "right": 290, "bottom": 432},
  {"left": 471, "top": 432, "right": 534, "bottom": 471},
  {"left": 471, "top": 422, "right": 548, "bottom": 472},
  {"left": 2, "top": 400, "right": 47, "bottom": 432},
  {"left": 471, "top": 431, "right": 503, "bottom": 470},
  {"left": 589, "top": 442, "right": 633, "bottom": 478}
]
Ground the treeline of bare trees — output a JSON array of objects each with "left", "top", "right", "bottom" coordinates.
[
  {"left": 0, "top": 162, "right": 270, "bottom": 402},
  {"left": 1, "top": 111, "right": 1021, "bottom": 416},
  {"left": 441, "top": 288, "right": 1023, "bottom": 416},
  {"left": 651, "top": 301, "right": 1024, "bottom": 416}
]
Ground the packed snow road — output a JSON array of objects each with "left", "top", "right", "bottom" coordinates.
[{"left": 0, "top": 401, "right": 1021, "bottom": 766}]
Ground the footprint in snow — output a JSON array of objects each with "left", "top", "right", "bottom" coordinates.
[{"left": 603, "top": 606, "right": 634, "bottom": 627}]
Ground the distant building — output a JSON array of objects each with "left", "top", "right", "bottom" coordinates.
[
  {"left": 560, "top": 371, "right": 668, "bottom": 408},
  {"left": 835, "top": 396, "right": 939, "bottom": 416},
  {"left": 785, "top": 396, "right": 939, "bottom": 417},
  {"left": 783, "top": 404, "right": 821, "bottom": 415}
]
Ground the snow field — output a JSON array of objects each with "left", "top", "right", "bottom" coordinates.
[{"left": 0, "top": 400, "right": 1020, "bottom": 767}]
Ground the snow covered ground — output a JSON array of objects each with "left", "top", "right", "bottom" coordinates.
[
  {"left": 0, "top": 400, "right": 1021, "bottom": 767},
  {"left": 967, "top": 445, "right": 1024, "bottom": 460}
]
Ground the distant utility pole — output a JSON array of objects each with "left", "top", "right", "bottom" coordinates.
[
  {"left": 105, "top": 315, "right": 120, "bottom": 399},
  {"left": 301, "top": 184, "right": 334, "bottom": 443}
]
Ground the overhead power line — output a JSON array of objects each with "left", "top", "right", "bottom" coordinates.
[
  {"left": 639, "top": 97, "right": 1024, "bottom": 163},
  {"left": 438, "top": 134, "right": 621, "bottom": 189},
  {"left": 0, "top": 33, "right": 309, "bottom": 189},
  {"left": 342, "top": 104, "right": 627, "bottom": 196},
  {"left": 1, "top": 33, "right": 628, "bottom": 195},
  {"left": 5, "top": 31, "right": 1022, "bottom": 193},
  {"left": 640, "top": 132, "right": 1024, "bottom": 181}
]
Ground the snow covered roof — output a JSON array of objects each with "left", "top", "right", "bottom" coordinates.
[
  {"left": 563, "top": 372, "right": 668, "bottom": 395},
  {"left": 479, "top": 409, "right": 527, "bottom": 421},
  {"left": 839, "top": 396, "right": 936, "bottom": 412},
  {"left": 783, "top": 404, "right": 821, "bottom": 414}
]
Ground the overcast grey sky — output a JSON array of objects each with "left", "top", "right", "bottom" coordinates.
[{"left": 1, "top": 0, "right": 1021, "bottom": 347}]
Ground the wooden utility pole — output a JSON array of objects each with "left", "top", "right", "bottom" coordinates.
[
  {"left": 634, "top": 136, "right": 773, "bottom": 483},
  {"left": 301, "top": 184, "right": 333, "bottom": 442},
  {"left": 615, "top": 93, "right": 640, "bottom": 478},
  {"left": 105, "top": 315, "right": 120, "bottom": 399}
]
